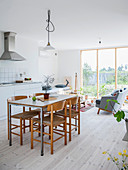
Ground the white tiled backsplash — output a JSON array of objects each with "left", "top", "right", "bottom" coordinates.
[{"left": 0, "top": 67, "right": 29, "bottom": 83}]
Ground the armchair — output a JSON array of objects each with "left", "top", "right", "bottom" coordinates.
[{"left": 96, "top": 88, "right": 128, "bottom": 114}]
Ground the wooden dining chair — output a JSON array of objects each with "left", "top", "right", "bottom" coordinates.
[
  {"left": 55, "top": 96, "right": 80, "bottom": 141},
  {"left": 34, "top": 93, "right": 44, "bottom": 96},
  {"left": 31, "top": 100, "right": 67, "bottom": 154},
  {"left": 7, "top": 96, "right": 40, "bottom": 145},
  {"left": 32, "top": 92, "right": 48, "bottom": 134}
]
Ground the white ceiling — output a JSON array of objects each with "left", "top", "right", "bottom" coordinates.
[{"left": 0, "top": 0, "right": 128, "bottom": 50}]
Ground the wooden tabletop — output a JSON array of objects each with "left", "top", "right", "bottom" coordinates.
[{"left": 8, "top": 94, "right": 77, "bottom": 108}]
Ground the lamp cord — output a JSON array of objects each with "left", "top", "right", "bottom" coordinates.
[{"left": 45, "top": 10, "right": 55, "bottom": 44}]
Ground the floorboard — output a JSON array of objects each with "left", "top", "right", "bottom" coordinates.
[{"left": 0, "top": 107, "right": 128, "bottom": 170}]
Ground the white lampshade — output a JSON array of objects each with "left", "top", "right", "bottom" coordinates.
[{"left": 43, "top": 43, "right": 55, "bottom": 51}]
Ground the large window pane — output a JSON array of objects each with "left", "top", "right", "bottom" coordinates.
[
  {"left": 98, "top": 49, "right": 115, "bottom": 97},
  {"left": 117, "top": 48, "right": 128, "bottom": 90},
  {"left": 82, "top": 50, "right": 97, "bottom": 97}
]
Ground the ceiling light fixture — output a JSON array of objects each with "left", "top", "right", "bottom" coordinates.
[{"left": 43, "top": 10, "right": 55, "bottom": 51}]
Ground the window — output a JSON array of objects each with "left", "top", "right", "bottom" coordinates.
[
  {"left": 81, "top": 47, "right": 128, "bottom": 98},
  {"left": 82, "top": 50, "right": 97, "bottom": 97},
  {"left": 117, "top": 48, "right": 128, "bottom": 90},
  {"left": 98, "top": 49, "right": 115, "bottom": 97}
]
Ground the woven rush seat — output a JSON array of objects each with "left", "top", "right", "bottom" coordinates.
[
  {"left": 56, "top": 109, "right": 78, "bottom": 118},
  {"left": 32, "top": 115, "right": 65, "bottom": 126},
  {"left": 11, "top": 110, "right": 40, "bottom": 119}
]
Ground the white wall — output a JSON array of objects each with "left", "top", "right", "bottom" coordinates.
[
  {"left": 38, "top": 53, "right": 58, "bottom": 86},
  {"left": 57, "top": 50, "right": 80, "bottom": 90}
]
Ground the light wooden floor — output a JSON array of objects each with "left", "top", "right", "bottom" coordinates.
[{"left": 0, "top": 107, "right": 128, "bottom": 170}]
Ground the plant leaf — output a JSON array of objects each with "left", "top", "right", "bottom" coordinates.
[
  {"left": 111, "top": 99, "right": 120, "bottom": 104},
  {"left": 117, "top": 116, "right": 121, "bottom": 122},
  {"left": 114, "top": 110, "right": 125, "bottom": 122},
  {"left": 105, "top": 103, "right": 108, "bottom": 110},
  {"left": 106, "top": 99, "right": 110, "bottom": 102},
  {"left": 105, "top": 99, "right": 111, "bottom": 110}
]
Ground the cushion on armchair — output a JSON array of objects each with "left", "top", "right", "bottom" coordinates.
[
  {"left": 111, "top": 90, "right": 119, "bottom": 96},
  {"left": 96, "top": 99, "right": 101, "bottom": 105}
]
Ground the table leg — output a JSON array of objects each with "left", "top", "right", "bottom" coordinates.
[
  {"left": 41, "top": 108, "right": 44, "bottom": 156},
  {"left": 9, "top": 104, "right": 12, "bottom": 146}
]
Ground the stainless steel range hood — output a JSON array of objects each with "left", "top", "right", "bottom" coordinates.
[{"left": 0, "top": 32, "right": 26, "bottom": 61}]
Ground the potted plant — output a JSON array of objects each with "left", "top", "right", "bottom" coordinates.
[
  {"left": 78, "top": 87, "right": 89, "bottom": 100},
  {"left": 105, "top": 99, "right": 128, "bottom": 141},
  {"left": 42, "top": 75, "right": 55, "bottom": 99}
]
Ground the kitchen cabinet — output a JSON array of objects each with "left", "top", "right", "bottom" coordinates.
[
  {"left": 0, "top": 86, "right": 14, "bottom": 120},
  {"left": 0, "top": 82, "right": 42, "bottom": 120},
  {"left": 14, "top": 84, "right": 30, "bottom": 96}
]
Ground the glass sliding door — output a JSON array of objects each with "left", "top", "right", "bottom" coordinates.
[
  {"left": 82, "top": 50, "right": 97, "bottom": 97},
  {"left": 98, "top": 49, "right": 115, "bottom": 97},
  {"left": 81, "top": 47, "right": 128, "bottom": 99},
  {"left": 117, "top": 48, "right": 128, "bottom": 90}
]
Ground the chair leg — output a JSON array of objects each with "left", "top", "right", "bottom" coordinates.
[
  {"left": 65, "top": 119, "right": 67, "bottom": 145},
  {"left": 20, "top": 118, "right": 23, "bottom": 145},
  {"left": 31, "top": 119, "right": 33, "bottom": 149},
  {"left": 38, "top": 114, "right": 40, "bottom": 137},
  {"left": 97, "top": 108, "right": 100, "bottom": 114},
  {"left": 23, "top": 119, "right": 25, "bottom": 133}
]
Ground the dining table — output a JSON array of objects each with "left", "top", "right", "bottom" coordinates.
[{"left": 8, "top": 94, "right": 77, "bottom": 156}]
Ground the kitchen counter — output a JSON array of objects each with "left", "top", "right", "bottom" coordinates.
[
  {"left": 0, "top": 81, "right": 42, "bottom": 87},
  {"left": 42, "top": 86, "right": 70, "bottom": 94}
]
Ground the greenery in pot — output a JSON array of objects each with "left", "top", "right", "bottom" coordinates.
[
  {"left": 105, "top": 99, "right": 127, "bottom": 122},
  {"left": 78, "top": 87, "right": 89, "bottom": 101},
  {"left": 78, "top": 87, "right": 84, "bottom": 95}
]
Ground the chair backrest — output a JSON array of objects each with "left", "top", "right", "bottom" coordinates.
[
  {"left": 7, "top": 96, "right": 28, "bottom": 112},
  {"left": 7, "top": 95, "right": 27, "bottom": 102},
  {"left": 47, "top": 100, "right": 65, "bottom": 112},
  {"left": 67, "top": 97, "right": 78, "bottom": 105},
  {"left": 34, "top": 93, "right": 44, "bottom": 97},
  {"left": 114, "top": 89, "right": 128, "bottom": 112}
]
